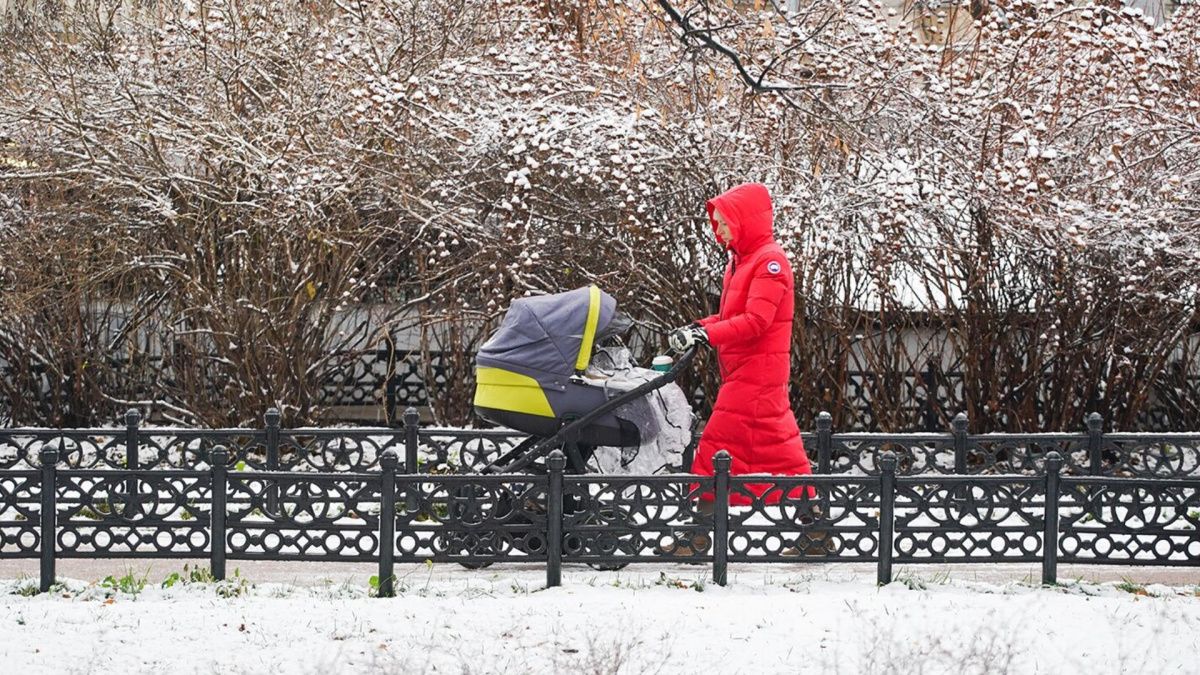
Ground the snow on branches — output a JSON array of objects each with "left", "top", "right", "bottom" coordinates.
[{"left": 0, "top": 0, "right": 1195, "bottom": 428}]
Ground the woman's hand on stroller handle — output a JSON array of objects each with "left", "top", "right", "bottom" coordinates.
[{"left": 668, "top": 325, "right": 708, "bottom": 353}]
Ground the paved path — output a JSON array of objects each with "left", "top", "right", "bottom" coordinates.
[{"left": 1, "top": 558, "right": 1195, "bottom": 587}]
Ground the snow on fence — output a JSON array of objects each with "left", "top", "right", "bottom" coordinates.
[{"left": 1, "top": 409, "right": 1197, "bottom": 596}]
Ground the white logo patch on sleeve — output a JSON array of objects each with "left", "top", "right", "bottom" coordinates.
[{"left": 766, "top": 261, "right": 782, "bottom": 274}]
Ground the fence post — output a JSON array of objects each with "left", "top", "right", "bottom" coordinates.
[
  {"left": 378, "top": 449, "right": 398, "bottom": 598},
  {"left": 952, "top": 412, "right": 968, "bottom": 474},
  {"left": 125, "top": 408, "right": 141, "bottom": 470},
  {"left": 125, "top": 409, "right": 141, "bottom": 517},
  {"left": 1086, "top": 413, "right": 1103, "bottom": 475},
  {"left": 878, "top": 451, "right": 897, "bottom": 586},
  {"left": 816, "top": 412, "right": 832, "bottom": 474},
  {"left": 1042, "top": 451, "right": 1063, "bottom": 585},
  {"left": 546, "top": 450, "right": 565, "bottom": 588},
  {"left": 265, "top": 408, "right": 281, "bottom": 514},
  {"left": 210, "top": 445, "right": 228, "bottom": 582},
  {"left": 713, "top": 450, "right": 731, "bottom": 587},
  {"left": 404, "top": 407, "right": 420, "bottom": 513},
  {"left": 39, "top": 446, "right": 59, "bottom": 593}
]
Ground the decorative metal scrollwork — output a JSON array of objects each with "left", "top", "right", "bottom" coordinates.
[{"left": 893, "top": 478, "right": 1045, "bottom": 562}]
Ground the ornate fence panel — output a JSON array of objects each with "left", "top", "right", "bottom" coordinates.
[
  {"left": 273, "top": 431, "right": 405, "bottom": 473},
  {"left": 422, "top": 428, "right": 528, "bottom": 474},
  {"left": 820, "top": 432, "right": 956, "bottom": 476},
  {"left": 723, "top": 475, "right": 882, "bottom": 564},
  {"left": 225, "top": 471, "right": 382, "bottom": 563},
  {"left": 393, "top": 473, "right": 548, "bottom": 568},
  {"left": 1096, "top": 434, "right": 1200, "bottom": 478},
  {"left": 2, "top": 423, "right": 1198, "bottom": 596},
  {"left": 55, "top": 468, "right": 211, "bottom": 559},
  {"left": 562, "top": 474, "right": 714, "bottom": 567},
  {"left": 1058, "top": 477, "right": 1200, "bottom": 566},
  {"left": 136, "top": 429, "right": 263, "bottom": 470},
  {"left": 0, "top": 470, "right": 39, "bottom": 559},
  {"left": 893, "top": 476, "right": 1046, "bottom": 564}
]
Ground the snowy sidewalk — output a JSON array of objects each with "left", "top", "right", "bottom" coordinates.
[
  {"left": 1, "top": 562, "right": 1198, "bottom": 674},
  {"left": 2, "top": 557, "right": 1199, "bottom": 587}
]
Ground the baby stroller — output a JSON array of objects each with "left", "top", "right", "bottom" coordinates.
[
  {"left": 446, "top": 286, "right": 698, "bottom": 569},
  {"left": 473, "top": 285, "right": 698, "bottom": 475}
]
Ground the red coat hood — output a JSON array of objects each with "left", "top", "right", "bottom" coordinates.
[{"left": 705, "top": 182, "right": 775, "bottom": 256}]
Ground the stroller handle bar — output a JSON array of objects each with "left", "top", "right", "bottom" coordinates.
[{"left": 520, "top": 344, "right": 700, "bottom": 466}]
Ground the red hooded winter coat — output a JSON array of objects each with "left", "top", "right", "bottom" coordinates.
[{"left": 693, "top": 183, "right": 813, "bottom": 505}]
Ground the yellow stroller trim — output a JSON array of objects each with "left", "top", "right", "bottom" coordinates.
[
  {"left": 574, "top": 285, "right": 602, "bottom": 373},
  {"left": 474, "top": 367, "right": 556, "bottom": 417}
]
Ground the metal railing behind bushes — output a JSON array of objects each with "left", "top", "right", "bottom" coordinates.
[
  {"left": 11, "top": 350, "right": 1197, "bottom": 431},
  {"left": 375, "top": 353, "right": 1200, "bottom": 432}
]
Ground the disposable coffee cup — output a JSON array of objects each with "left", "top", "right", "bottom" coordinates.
[{"left": 652, "top": 355, "right": 674, "bottom": 372}]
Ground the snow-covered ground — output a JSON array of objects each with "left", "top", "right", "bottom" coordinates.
[{"left": 1, "top": 562, "right": 1197, "bottom": 674}]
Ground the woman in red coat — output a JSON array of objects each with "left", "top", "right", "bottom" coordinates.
[{"left": 667, "top": 183, "right": 816, "bottom": 551}]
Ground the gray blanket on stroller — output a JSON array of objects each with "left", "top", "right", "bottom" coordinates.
[{"left": 583, "top": 347, "right": 694, "bottom": 474}]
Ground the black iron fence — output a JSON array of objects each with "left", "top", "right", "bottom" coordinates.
[
  {"left": 1, "top": 409, "right": 1197, "bottom": 596},
  {"left": 5, "top": 447, "right": 1198, "bottom": 596},
  {"left": 2, "top": 408, "right": 1198, "bottom": 479},
  {"left": 375, "top": 353, "right": 1200, "bottom": 432},
  {"left": 7, "top": 349, "right": 1199, "bottom": 430}
]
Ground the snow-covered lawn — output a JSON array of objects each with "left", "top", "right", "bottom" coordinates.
[{"left": 1, "top": 563, "right": 1197, "bottom": 674}]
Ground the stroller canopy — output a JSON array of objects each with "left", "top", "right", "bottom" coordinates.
[{"left": 477, "top": 286, "right": 617, "bottom": 378}]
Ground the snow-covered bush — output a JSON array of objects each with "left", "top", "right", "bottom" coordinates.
[{"left": 0, "top": 0, "right": 1196, "bottom": 429}]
